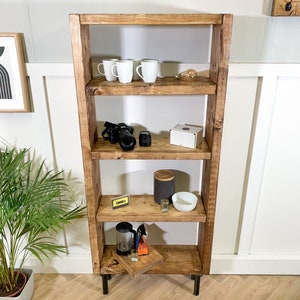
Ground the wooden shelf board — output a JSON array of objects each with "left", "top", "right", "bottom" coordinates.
[
  {"left": 86, "top": 77, "right": 216, "bottom": 96},
  {"left": 112, "top": 246, "right": 163, "bottom": 277},
  {"left": 78, "top": 13, "right": 223, "bottom": 25},
  {"left": 97, "top": 195, "right": 206, "bottom": 222},
  {"left": 91, "top": 137, "right": 211, "bottom": 160},
  {"left": 100, "top": 245, "right": 202, "bottom": 275}
]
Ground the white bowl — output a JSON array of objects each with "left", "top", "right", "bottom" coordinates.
[{"left": 172, "top": 192, "right": 198, "bottom": 212}]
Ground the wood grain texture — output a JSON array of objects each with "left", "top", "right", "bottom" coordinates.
[
  {"left": 92, "top": 137, "right": 211, "bottom": 160},
  {"left": 101, "top": 245, "right": 201, "bottom": 275},
  {"left": 70, "top": 13, "right": 232, "bottom": 280},
  {"left": 112, "top": 246, "right": 163, "bottom": 277},
  {"left": 97, "top": 195, "right": 206, "bottom": 222},
  {"left": 32, "top": 273, "right": 300, "bottom": 300},
  {"left": 199, "top": 14, "right": 233, "bottom": 274},
  {"left": 77, "top": 14, "right": 223, "bottom": 25},
  {"left": 272, "top": 0, "right": 300, "bottom": 16},
  {"left": 86, "top": 77, "right": 216, "bottom": 96},
  {"left": 69, "top": 14, "right": 103, "bottom": 274}
]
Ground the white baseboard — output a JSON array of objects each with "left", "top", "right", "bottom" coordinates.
[
  {"left": 25, "top": 254, "right": 93, "bottom": 274},
  {"left": 211, "top": 254, "right": 300, "bottom": 275}
]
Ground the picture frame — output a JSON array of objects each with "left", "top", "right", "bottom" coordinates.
[{"left": 0, "top": 32, "right": 30, "bottom": 112}]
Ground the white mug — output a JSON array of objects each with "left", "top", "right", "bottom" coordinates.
[
  {"left": 97, "top": 59, "right": 118, "bottom": 81},
  {"left": 136, "top": 59, "right": 158, "bottom": 83},
  {"left": 111, "top": 60, "right": 133, "bottom": 83}
]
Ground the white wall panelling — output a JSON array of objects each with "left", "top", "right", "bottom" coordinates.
[
  {"left": 1, "top": 63, "right": 300, "bottom": 274},
  {"left": 0, "top": 0, "right": 299, "bottom": 276},
  {"left": 212, "top": 64, "right": 300, "bottom": 274},
  {"left": 2, "top": 1, "right": 300, "bottom": 63}
]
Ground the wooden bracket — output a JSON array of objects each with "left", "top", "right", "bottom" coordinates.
[{"left": 272, "top": 0, "right": 300, "bottom": 16}]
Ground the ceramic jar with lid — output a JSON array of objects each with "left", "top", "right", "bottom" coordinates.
[{"left": 153, "top": 169, "right": 175, "bottom": 204}]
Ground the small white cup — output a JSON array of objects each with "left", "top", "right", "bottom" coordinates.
[
  {"left": 97, "top": 59, "right": 118, "bottom": 81},
  {"left": 136, "top": 59, "right": 158, "bottom": 83},
  {"left": 111, "top": 60, "right": 133, "bottom": 83}
]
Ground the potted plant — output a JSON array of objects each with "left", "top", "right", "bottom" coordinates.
[{"left": 0, "top": 146, "right": 85, "bottom": 299}]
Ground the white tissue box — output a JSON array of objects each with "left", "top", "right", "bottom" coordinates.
[{"left": 170, "top": 124, "right": 203, "bottom": 148}]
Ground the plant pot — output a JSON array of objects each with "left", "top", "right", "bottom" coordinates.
[{"left": 0, "top": 269, "right": 34, "bottom": 300}]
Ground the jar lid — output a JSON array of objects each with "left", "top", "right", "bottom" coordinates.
[
  {"left": 116, "top": 222, "right": 133, "bottom": 233},
  {"left": 154, "top": 169, "right": 175, "bottom": 181}
]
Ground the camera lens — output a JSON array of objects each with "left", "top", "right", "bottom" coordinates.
[
  {"left": 119, "top": 129, "right": 136, "bottom": 151},
  {"left": 139, "top": 131, "right": 151, "bottom": 147}
]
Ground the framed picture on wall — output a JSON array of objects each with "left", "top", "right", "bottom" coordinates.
[{"left": 0, "top": 32, "right": 30, "bottom": 112}]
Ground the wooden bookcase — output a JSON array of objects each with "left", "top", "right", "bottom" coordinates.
[{"left": 69, "top": 13, "right": 232, "bottom": 295}]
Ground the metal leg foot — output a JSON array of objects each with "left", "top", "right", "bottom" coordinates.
[
  {"left": 192, "top": 275, "right": 201, "bottom": 296},
  {"left": 101, "top": 274, "right": 109, "bottom": 295}
]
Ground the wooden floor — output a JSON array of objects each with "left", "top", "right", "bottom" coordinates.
[{"left": 32, "top": 273, "right": 300, "bottom": 299}]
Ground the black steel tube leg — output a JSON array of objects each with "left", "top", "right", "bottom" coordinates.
[
  {"left": 101, "top": 274, "right": 109, "bottom": 295},
  {"left": 193, "top": 275, "right": 201, "bottom": 296}
]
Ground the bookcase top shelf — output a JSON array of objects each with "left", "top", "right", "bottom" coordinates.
[{"left": 73, "top": 13, "right": 225, "bottom": 25}]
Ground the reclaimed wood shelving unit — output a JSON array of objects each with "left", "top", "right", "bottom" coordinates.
[{"left": 70, "top": 13, "right": 232, "bottom": 296}]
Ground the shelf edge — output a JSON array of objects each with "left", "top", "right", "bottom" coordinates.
[{"left": 76, "top": 14, "right": 223, "bottom": 25}]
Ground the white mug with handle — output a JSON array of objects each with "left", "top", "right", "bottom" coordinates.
[
  {"left": 136, "top": 59, "right": 158, "bottom": 83},
  {"left": 111, "top": 60, "right": 133, "bottom": 83},
  {"left": 97, "top": 58, "right": 119, "bottom": 81}
]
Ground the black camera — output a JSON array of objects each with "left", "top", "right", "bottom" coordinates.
[{"left": 102, "top": 121, "right": 136, "bottom": 151}]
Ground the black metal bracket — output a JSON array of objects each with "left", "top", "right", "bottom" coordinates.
[
  {"left": 191, "top": 274, "right": 202, "bottom": 296},
  {"left": 101, "top": 273, "right": 202, "bottom": 295},
  {"left": 100, "top": 274, "right": 111, "bottom": 295}
]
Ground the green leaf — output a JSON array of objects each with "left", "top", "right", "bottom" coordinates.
[{"left": 0, "top": 145, "right": 86, "bottom": 293}]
